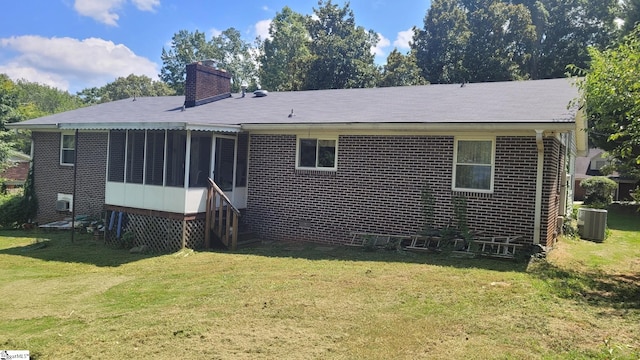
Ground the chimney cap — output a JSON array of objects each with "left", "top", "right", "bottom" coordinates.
[{"left": 201, "top": 59, "right": 218, "bottom": 68}]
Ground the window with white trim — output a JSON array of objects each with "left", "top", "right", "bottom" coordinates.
[
  {"left": 60, "top": 133, "right": 75, "bottom": 165},
  {"left": 297, "top": 137, "right": 337, "bottom": 170},
  {"left": 453, "top": 138, "right": 494, "bottom": 192}
]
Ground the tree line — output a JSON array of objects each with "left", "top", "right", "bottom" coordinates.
[{"left": 160, "top": 0, "right": 632, "bottom": 92}]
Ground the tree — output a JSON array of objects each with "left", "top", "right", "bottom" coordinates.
[
  {"left": 1, "top": 76, "right": 88, "bottom": 158},
  {"left": 414, "top": 0, "right": 535, "bottom": 83},
  {"left": 463, "top": 1, "right": 536, "bottom": 82},
  {"left": 76, "top": 87, "right": 104, "bottom": 105},
  {"left": 379, "top": 49, "right": 428, "bottom": 87},
  {"left": 160, "top": 30, "right": 214, "bottom": 95},
  {"left": 259, "top": 7, "right": 311, "bottom": 91},
  {"left": 15, "top": 80, "right": 82, "bottom": 115},
  {"left": 520, "top": 0, "right": 618, "bottom": 79},
  {"left": 13, "top": 80, "right": 83, "bottom": 154},
  {"left": 575, "top": 26, "right": 640, "bottom": 180},
  {"left": 0, "top": 74, "right": 22, "bottom": 131},
  {"left": 210, "top": 28, "right": 259, "bottom": 93},
  {"left": 0, "top": 75, "right": 22, "bottom": 165},
  {"left": 78, "top": 74, "right": 174, "bottom": 104},
  {"left": 620, "top": 0, "right": 640, "bottom": 36},
  {"left": 160, "top": 28, "right": 258, "bottom": 94},
  {"left": 304, "top": 0, "right": 379, "bottom": 90},
  {"left": 413, "top": 0, "right": 470, "bottom": 84},
  {"left": 413, "top": 0, "right": 619, "bottom": 83}
]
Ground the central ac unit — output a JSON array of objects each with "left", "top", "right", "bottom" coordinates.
[
  {"left": 577, "top": 208, "right": 607, "bottom": 242},
  {"left": 56, "top": 200, "right": 70, "bottom": 212}
]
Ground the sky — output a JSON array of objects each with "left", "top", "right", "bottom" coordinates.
[{"left": 0, "top": 0, "right": 432, "bottom": 94}]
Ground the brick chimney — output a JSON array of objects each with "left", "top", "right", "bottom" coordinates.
[{"left": 184, "top": 61, "right": 232, "bottom": 108}]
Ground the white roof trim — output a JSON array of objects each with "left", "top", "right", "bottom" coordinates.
[
  {"left": 10, "top": 122, "right": 242, "bottom": 133},
  {"left": 241, "top": 121, "right": 576, "bottom": 132}
]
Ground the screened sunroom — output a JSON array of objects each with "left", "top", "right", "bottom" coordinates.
[{"left": 105, "top": 127, "right": 249, "bottom": 215}]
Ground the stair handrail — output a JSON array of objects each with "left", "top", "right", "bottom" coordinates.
[{"left": 205, "top": 178, "right": 240, "bottom": 250}]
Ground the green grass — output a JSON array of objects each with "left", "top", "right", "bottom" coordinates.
[{"left": 0, "top": 206, "right": 639, "bottom": 359}]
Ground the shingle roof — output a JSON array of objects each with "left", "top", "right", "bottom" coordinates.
[{"left": 11, "top": 78, "right": 579, "bottom": 130}]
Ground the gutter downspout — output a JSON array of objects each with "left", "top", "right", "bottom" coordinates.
[
  {"left": 533, "top": 130, "right": 544, "bottom": 245},
  {"left": 71, "top": 129, "right": 79, "bottom": 244}
]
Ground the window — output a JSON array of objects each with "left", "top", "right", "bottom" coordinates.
[
  {"left": 297, "top": 138, "right": 337, "bottom": 170},
  {"left": 107, "top": 129, "right": 186, "bottom": 187},
  {"left": 453, "top": 139, "right": 494, "bottom": 192},
  {"left": 145, "top": 131, "right": 165, "bottom": 185},
  {"left": 593, "top": 159, "right": 607, "bottom": 171},
  {"left": 126, "top": 130, "right": 145, "bottom": 184},
  {"left": 60, "top": 133, "right": 75, "bottom": 165},
  {"left": 214, "top": 137, "right": 235, "bottom": 191},
  {"left": 108, "top": 131, "right": 126, "bottom": 182},
  {"left": 189, "top": 132, "right": 212, "bottom": 188},
  {"left": 165, "top": 131, "right": 186, "bottom": 187}
]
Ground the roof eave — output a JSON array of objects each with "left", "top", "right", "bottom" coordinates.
[
  {"left": 9, "top": 122, "right": 242, "bottom": 133},
  {"left": 241, "top": 121, "right": 577, "bottom": 132},
  {"left": 5, "top": 123, "right": 58, "bottom": 130}
]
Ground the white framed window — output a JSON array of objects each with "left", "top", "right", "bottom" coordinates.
[
  {"left": 60, "top": 133, "right": 75, "bottom": 166},
  {"left": 452, "top": 138, "right": 495, "bottom": 192},
  {"left": 592, "top": 159, "right": 607, "bottom": 171},
  {"left": 296, "top": 137, "right": 338, "bottom": 170}
]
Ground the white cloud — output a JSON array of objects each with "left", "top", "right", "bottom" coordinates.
[
  {"left": 371, "top": 33, "right": 390, "bottom": 57},
  {"left": 132, "top": 0, "right": 160, "bottom": 12},
  {"left": 74, "top": 0, "right": 126, "bottom": 26},
  {"left": 0, "top": 35, "right": 158, "bottom": 92},
  {"left": 0, "top": 64, "right": 70, "bottom": 91},
  {"left": 210, "top": 28, "right": 223, "bottom": 38},
  {"left": 393, "top": 28, "right": 414, "bottom": 50},
  {"left": 73, "top": 0, "right": 159, "bottom": 26},
  {"left": 255, "top": 19, "right": 272, "bottom": 40}
]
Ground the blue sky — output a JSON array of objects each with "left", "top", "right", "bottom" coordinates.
[{"left": 0, "top": 0, "right": 431, "bottom": 94}]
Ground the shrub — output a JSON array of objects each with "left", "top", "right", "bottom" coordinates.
[
  {"left": 580, "top": 176, "right": 617, "bottom": 208},
  {"left": 631, "top": 186, "right": 640, "bottom": 204},
  {"left": 21, "top": 164, "right": 37, "bottom": 223},
  {"left": 0, "top": 192, "right": 26, "bottom": 228}
]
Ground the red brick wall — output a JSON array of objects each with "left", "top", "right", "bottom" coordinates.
[
  {"left": 541, "top": 138, "right": 564, "bottom": 247},
  {"left": 32, "top": 131, "right": 107, "bottom": 223},
  {"left": 245, "top": 134, "right": 548, "bottom": 246},
  {"left": 184, "top": 62, "right": 232, "bottom": 107}
]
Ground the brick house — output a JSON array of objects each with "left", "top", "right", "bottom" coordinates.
[
  {"left": 0, "top": 151, "right": 30, "bottom": 191},
  {"left": 9, "top": 62, "right": 586, "bottom": 251}
]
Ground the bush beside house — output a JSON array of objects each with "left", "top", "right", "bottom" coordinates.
[
  {"left": 0, "top": 166, "right": 37, "bottom": 228},
  {"left": 580, "top": 176, "right": 618, "bottom": 209}
]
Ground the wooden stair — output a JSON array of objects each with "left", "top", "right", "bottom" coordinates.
[{"left": 209, "top": 210, "right": 261, "bottom": 249}]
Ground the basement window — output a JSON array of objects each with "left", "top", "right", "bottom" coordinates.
[{"left": 296, "top": 137, "right": 337, "bottom": 170}]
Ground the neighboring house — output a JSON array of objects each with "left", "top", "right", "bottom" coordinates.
[
  {"left": 0, "top": 151, "right": 31, "bottom": 191},
  {"left": 574, "top": 148, "right": 637, "bottom": 201},
  {"left": 9, "top": 62, "right": 586, "bottom": 251}
]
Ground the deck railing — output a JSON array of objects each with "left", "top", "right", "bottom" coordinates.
[{"left": 205, "top": 178, "right": 240, "bottom": 250}]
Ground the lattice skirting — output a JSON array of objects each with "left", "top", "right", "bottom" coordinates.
[{"left": 105, "top": 211, "right": 205, "bottom": 253}]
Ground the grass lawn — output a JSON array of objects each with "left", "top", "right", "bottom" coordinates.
[{"left": 0, "top": 205, "right": 639, "bottom": 359}]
